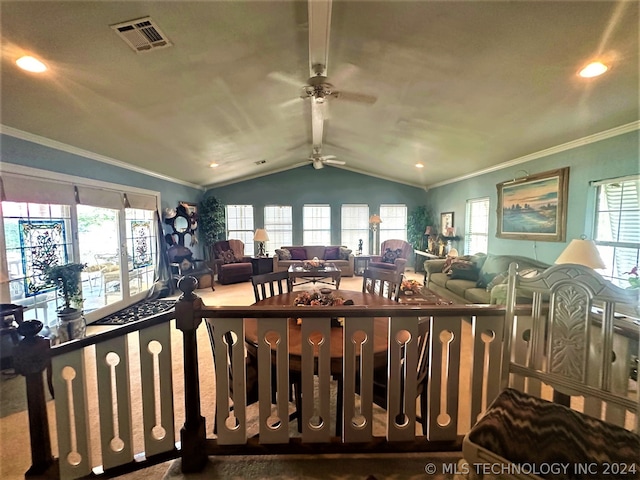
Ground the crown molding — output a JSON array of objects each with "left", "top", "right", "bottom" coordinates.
[
  {"left": 426, "top": 121, "right": 640, "bottom": 189},
  {"left": 0, "top": 125, "right": 204, "bottom": 191}
]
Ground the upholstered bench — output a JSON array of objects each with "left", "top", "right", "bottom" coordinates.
[{"left": 464, "top": 388, "right": 640, "bottom": 480}]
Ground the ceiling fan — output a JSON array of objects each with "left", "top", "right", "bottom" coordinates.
[
  {"left": 307, "top": 147, "right": 346, "bottom": 169},
  {"left": 300, "top": 66, "right": 378, "bottom": 105}
]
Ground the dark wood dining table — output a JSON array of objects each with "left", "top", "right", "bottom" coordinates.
[{"left": 243, "top": 289, "right": 399, "bottom": 376}]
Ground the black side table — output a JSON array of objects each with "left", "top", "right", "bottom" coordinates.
[
  {"left": 251, "top": 256, "right": 273, "bottom": 275},
  {"left": 354, "top": 255, "right": 372, "bottom": 276}
]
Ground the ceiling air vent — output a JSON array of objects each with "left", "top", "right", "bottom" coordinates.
[{"left": 111, "top": 17, "right": 172, "bottom": 53}]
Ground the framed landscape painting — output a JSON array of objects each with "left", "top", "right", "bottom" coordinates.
[{"left": 496, "top": 167, "right": 569, "bottom": 242}]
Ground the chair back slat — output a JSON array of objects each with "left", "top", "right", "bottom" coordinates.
[
  {"left": 362, "top": 269, "right": 402, "bottom": 301},
  {"left": 252, "top": 271, "right": 291, "bottom": 303}
]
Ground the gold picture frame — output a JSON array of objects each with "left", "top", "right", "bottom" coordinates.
[{"left": 496, "top": 167, "right": 569, "bottom": 242}]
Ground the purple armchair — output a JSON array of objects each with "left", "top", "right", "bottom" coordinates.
[
  {"left": 212, "top": 240, "right": 254, "bottom": 285},
  {"left": 368, "top": 239, "right": 413, "bottom": 275}
]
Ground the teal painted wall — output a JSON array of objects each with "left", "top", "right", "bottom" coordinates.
[
  {"left": 207, "top": 166, "right": 429, "bottom": 247},
  {"left": 0, "top": 134, "right": 203, "bottom": 211},
  {"left": 426, "top": 130, "right": 640, "bottom": 264}
]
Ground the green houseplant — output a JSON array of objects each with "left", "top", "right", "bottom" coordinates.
[
  {"left": 407, "top": 205, "right": 434, "bottom": 252},
  {"left": 199, "top": 195, "right": 226, "bottom": 261},
  {"left": 45, "top": 262, "right": 87, "bottom": 341}
]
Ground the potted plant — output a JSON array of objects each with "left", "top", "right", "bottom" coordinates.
[
  {"left": 199, "top": 195, "right": 226, "bottom": 262},
  {"left": 45, "top": 262, "right": 87, "bottom": 341}
]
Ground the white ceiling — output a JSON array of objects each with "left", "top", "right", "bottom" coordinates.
[{"left": 1, "top": 1, "right": 638, "bottom": 190}]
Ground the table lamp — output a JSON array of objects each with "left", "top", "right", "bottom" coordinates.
[
  {"left": 253, "top": 228, "right": 269, "bottom": 257},
  {"left": 555, "top": 237, "right": 605, "bottom": 270}
]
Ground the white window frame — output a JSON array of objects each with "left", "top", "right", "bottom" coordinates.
[
  {"left": 303, "top": 204, "right": 331, "bottom": 245},
  {"left": 0, "top": 164, "right": 160, "bottom": 325},
  {"left": 226, "top": 205, "right": 255, "bottom": 256},
  {"left": 592, "top": 175, "right": 640, "bottom": 288},
  {"left": 465, "top": 197, "right": 490, "bottom": 255},
  {"left": 379, "top": 204, "right": 407, "bottom": 243},
  {"left": 341, "top": 204, "right": 369, "bottom": 254},
  {"left": 264, "top": 205, "right": 292, "bottom": 255}
]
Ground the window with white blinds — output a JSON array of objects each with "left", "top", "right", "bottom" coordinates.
[
  {"left": 226, "top": 205, "right": 255, "bottom": 255},
  {"left": 593, "top": 175, "right": 639, "bottom": 288},
  {"left": 379, "top": 204, "right": 407, "bottom": 243},
  {"left": 264, "top": 205, "right": 292, "bottom": 254},
  {"left": 303, "top": 204, "right": 331, "bottom": 245},
  {"left": 341, "top": 204, "right": 369, "bottom": 253},
  {"left": 465, "top": 197, "right": 489, "bottom": 255}
]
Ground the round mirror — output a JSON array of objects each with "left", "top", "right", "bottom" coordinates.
[{"left": 174, "top": 215, "right": 189, "bottom": 233}]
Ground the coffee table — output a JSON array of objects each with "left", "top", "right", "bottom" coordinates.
[
  {"left": 397, "top": 286, "right": 452, "bottom": 305},
  {"left": 288, "top": 262, "right": 341, "bottom": 289}
]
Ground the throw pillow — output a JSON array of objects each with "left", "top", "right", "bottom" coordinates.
[
  {"left": 476, "top": 272, "right": 496, "bottom": 289},
  {"left": 382, "top": 248, "right": 402, "bottom": 264},
  {"left": 339, "top": 247, "right": 352, "bottom": 260},
  {"left": 289, "top": 247, "right": 307, "bottom": 261},
  {"left": 442, "top": 257, "right": 455, "bottom": 274},
  {"left": 324, "top": 246, "right": 340, "bottom": 260},
  {"left": 221, "top": 250, "right": 236, "bottom": 264},
  {"left": 180, "top": 258, "right": 193, "bottom": 272},
  {"left": 214, "top": 240, "right": 231, "bottom": 258},
  {"left": 275, "top": 248, "right": 291, "bottom": 261},
  {"left": 449, "top": 260, "right": 478, "bottom": 281},
  {"left": 486, "top": 271, "right": 509, "bottom": 291}
]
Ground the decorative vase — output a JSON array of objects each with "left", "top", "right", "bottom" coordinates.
[{"left": 57, "top": 309, "right": 87, "bottom": 343}]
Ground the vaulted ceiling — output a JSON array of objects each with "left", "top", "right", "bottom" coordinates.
[{"left": 1, "top": 1, "right": 638, "bottom": 190}]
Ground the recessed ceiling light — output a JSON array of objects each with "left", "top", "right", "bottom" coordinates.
[
  {"left": 16, "top": 55, "right": 47, "bottom": 73},
  {"left": 209, "top": 162, "right": 219, "bottom": 168},
  {"left": 579, "top": 61, "right": 608, "bottom": 78},
  {"left": 415, "top": 163, "right": 424, "bottom": 168}
]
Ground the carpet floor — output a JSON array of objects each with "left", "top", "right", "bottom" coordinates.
[{"left": 162, "top": 452, "right": 464, "bottom": 480}]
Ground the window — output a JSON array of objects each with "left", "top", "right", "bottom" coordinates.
[
  {"left": 341, "top": 204, "right": 369, "bottom": 253},
  {"left": 2, "top": 202, "right": 73, "bottom": 324},
  {"left": 226, "top": 205, "right": 255, "bottom": 256},
  {"left": 1, "top": 168, "right": 160, "bottom": 326},
  {"left": 264, "top": 206, "right": 292, "bottom": 255},
  {"left": 379, "top": 204, "right": 407, "bottom": 243},
  {"left": 593, "top": 175, "right": 639, "bottom": 288},
  {"left": 303, "top": 204, "right": 331, "bottom": 245},
  {"left": 465, "top": 197, "right": 489, "bottom": 255}
]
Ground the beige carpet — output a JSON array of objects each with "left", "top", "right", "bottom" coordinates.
[
  {"left": 0, "top": 271, "right": 470, "bottom": 480},
  {"left": 162, "top": 452, "right": 464, "bottom": 480}
]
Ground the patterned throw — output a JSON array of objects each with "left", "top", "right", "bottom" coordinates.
[{"left": 467, "top": 388, "right": 640, "bottom": 480}]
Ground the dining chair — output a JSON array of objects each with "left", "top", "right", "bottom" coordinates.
[
  {"left": 362, "top": 268, "right": 403, "bottom": 301},
  {"left": 205, "top": 323, "right": 260, "bottom": 434},
  {"left": 251, "top": 270, "right": 291, "bottom": 302},
  {"left": 462, "top": 263, "right": 640, "bottom": 477},
  {"left": 249, "top": 270, "right": 302, "bottom": 431},
  {"left": 354, "top": 316, "right": 430, "bottom": 434}
]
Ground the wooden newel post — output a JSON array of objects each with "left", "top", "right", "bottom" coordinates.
[
  {"left": 13, "top": 320, "right": 58, "bottom": 479},
  {"left": 175, "top": 276, "right": 207, "bottom": 472}
]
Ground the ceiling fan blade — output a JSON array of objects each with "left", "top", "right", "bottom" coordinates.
[
  {"left": 324, "top": 159, "right": 345, "bottom": 165},
  {"left": 330, "top": 62, "right": 360, "bottom": 85},
  {"left": 331, "top": 90, "right": 377, "bottom": 104},
  {"left": 267, "top": 71, "right": 304, "bottom": 88},
  {"left": 320, "top": 154, "right": 337, "bottom": 161}
]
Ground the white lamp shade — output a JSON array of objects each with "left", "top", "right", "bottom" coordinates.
[
  {"left": 253, "top": 228, "right": 269, "bottom": 242},
  {"left": 555, "top": 239, "right": 605, "bottom": 269}
]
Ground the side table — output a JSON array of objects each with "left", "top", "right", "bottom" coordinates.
[
  {"left": 251, "top": 256, "right": 273, "bottom": 275},
  {"left": 353, "top": 255, "right": 372, "bottom": 276}
]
